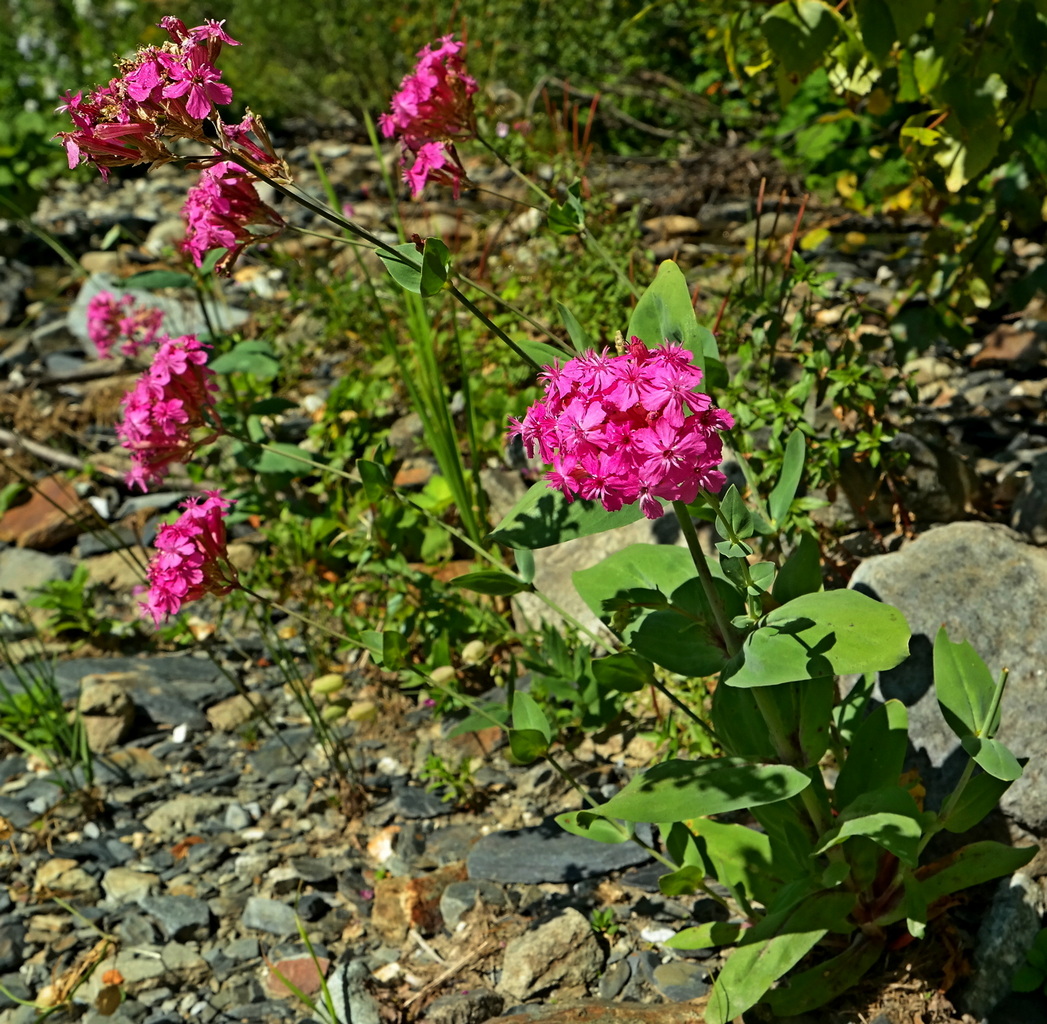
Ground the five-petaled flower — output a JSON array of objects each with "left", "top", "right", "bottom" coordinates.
[
  {"left": 508, "top": 339, "right": 734, "bottom": 520},
  {"left": 141, "top": 491, "right": 239, "bottom": 624},
  {"left": 380, "top": 35, "right": 478, "bottom": 198}
]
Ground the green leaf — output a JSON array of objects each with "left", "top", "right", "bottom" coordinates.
[
  {"left": 419, "top": 237, "right": 451, "bottom": 296},
  {"left": 507, "top": 728, "right": 548, "bottom": 764},
  {"left": 768, "top": 430, "right": 805, "bottom": 527},
  {"left": 658, "top": 864, "right": 707, "bottom": 896},
  {"left": 933, "top": 627, "right": 999, "bottom": 740},
  {"left": 445, "top": 702, "right": 509, "bottom": 738},
  {"left": 723, "top": 590, "right": 910, "bottom": 688},
  {"left": 764, "top": 935, "right": 882, "bottom": 1015},
  {"left": 833, "top": 672, "right": 875, "bottom": 747},
  {"left": 1011, "top": 963, "right": 1045, "bottom": 993},
  {"left": 547, "top": 181, "right": 586, "bottom": 234},
  {"left": 357, "top": 459, "right": 392, "bottom": 502},
  {"left": 771, "top": 532, "right": 822, "bottom": 606},
  {"left": 706, "top": 891, "right": 857, "bottom": 1024},
  {"left": 960, "top": 736, "right": 1023, "bottom": 782},
  {"left": 557, "top": 301, "right": 591, "bottom": 353},
  {"left": 625, "top": 260, "right": 718, "bottom": 376},
  {"left": 210, "top": 340, "right": 281, "bottom": 380},
  {"left": 512, "top": 691, "right": 552, "bottom": 743},
  {"left": 882, "top": 0, "right": 933, "bottom": 40},
  {"left": 555, "top": 810, "right": 632, "bottom": 844},
  {"left": 718, "top": 485, "right": 754, "bottom": 541},
  {"left": 450, "top": 571, "right": 531, "bottom": 597},
  {"left": 514, "top": 548, "right": 536, "bottom": 584},
  {"left": 487, "top": 480, "right": 647, "bottom": 550},
  {"left": 592, "top": 652, "right": 654, "bottom": 693},
  {"left": 918, "top": 841, "right": 1036, "bottom": 907},
  {"left": 815, "top": 787, "right": 926, "bottom": 866},
  {"left": 665, "top": 921, "right": 742, "bottom": 950},
  {"left": 941, "top": 770, "right": 1015, "bottom": 834},
  {"left": 377, "top": 242, "right": 425, "bottom": 293},
  {"left": 695, "top": 818, "right": 783, "bottom": 906},
  {"left": 573, "top": 544, "right": 738, "bottom": 678},
  {"left": 761, "top": 1, "right": 843, "bottom": 79},
  {"left": 834, "top": 699, "right": 909, "bottom": 810},
  {"left": 593, "top": 757, "right": 810, "bottom": 823},
  {"left": 854, "top": 0, "right": 896, "bottom": 63},
  {"left": 122, "top": 269, "right": 194, "bottom": 290},
  {"left": 382, "top": 630, "right": 409, "bottom": 670},
  {"left": 516, "top": 339, "right": 566, "bottom": 369}
]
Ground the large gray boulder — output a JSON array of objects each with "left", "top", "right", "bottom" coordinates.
[{"left": 849, "top": 522, "right": 1047, "bottom": 831}]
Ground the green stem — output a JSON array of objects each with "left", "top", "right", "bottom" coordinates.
[
  {"left": 672, "top": 500, "right": 741, "bottom": 657},
  {"left": 446, "top": 282, "right": 540, "bottom": 369}
]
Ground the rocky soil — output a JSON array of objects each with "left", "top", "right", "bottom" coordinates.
[{"left": 2, "top": 133, "right": 1047, "bottom": 1024}]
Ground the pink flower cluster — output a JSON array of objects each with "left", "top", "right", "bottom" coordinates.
[
  {"left": 56, "top": 16, "right": 238, "bottom": 180},
  {"left": 116, "top": 333, "right": 220, "bottom": 492},
  {"left": 508, "top": 339, "right": 734, "bottom": 520},
  {"left": 141, "top": 490, "right": 238, "bottom": 624},
  {"left": 86, "top": 291, "right": 165, "bottom": 359},
  {"left": 380, "top": 35, "right": 478, "bottom": 198},
  {"left": 182, "top": 160, "right": 284, "bottom": 273}
]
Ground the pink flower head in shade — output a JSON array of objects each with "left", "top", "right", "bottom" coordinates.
[
  {"left": 380, "top": 34, "right": 478, "bottom": 198},
  {"left": 181, "top": 160, "right": 284, "bottom": 274},
  {"left": 507, "top": 338, "right": 734, "bottom": 520},
  {"left": 116, "top": 333, "right": 221, "bottom": 491},
  {"left": 86, "top": 292, "right": 166, "bottom": 359},
  {"left": 140, "top": 490, "right": 239, "bottom": 624},
  {"left": 55, "top": 15, "right": 239, "bottom": 179}
]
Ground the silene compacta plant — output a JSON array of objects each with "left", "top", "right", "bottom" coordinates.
[{"left": 56, "top": 14, "right": 1032, "bottom": 1021}]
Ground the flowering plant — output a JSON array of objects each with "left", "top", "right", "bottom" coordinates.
[{"left": 54, "top": 15, "right": 1033, "bottom": 1022}]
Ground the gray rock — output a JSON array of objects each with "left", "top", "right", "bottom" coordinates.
[
  {"left": 0, "top": 921, "right": 24, "bottom": 973},
  {"left": 598, "top": 959, "right": 630, "bottom": 1000},
  {"left": 423, "top": 988, "right": 504, "bottom": 1024},
  {"left": 142, "top": 796, "right": 232, "bottom": 836},
  {"left": 499, "top": 908, "right": 605, "bottom": 1000},
  {"left": 289, "top": 856, "right": 335, "bottom": 883},
  {"left": 651, "top": 961, "right": 709, "bottom": 1001},
  {"left": 394, "top": 785, "right": 455, "bottom": 819},
  {"left": 468, "top": 818, "right": 652, "bottom": 884},
  {"left": 959, "top": 872, "right": 1047, "bottom": 1020},
  {"left": 138, "top": 895, "right": 211, "bottom": 941},
  {"left": 849, "top": 522, "right": 1047, "bottom": 828},
  {"left": 241, "top": 896, "right": 297, "bottom": 936},
  {"left": 440, "top": 880, "right": 508, "bottom": 929},
  {"left": 0, "top": 548, "right": 74, "bottom": 602}
]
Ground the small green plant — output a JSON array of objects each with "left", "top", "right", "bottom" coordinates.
[
  {"left": 419, "top": 752, "right": 482, "bottom": 809},
  {"left": 1013, "top": 928, "right": 1047, "bottom": 997},
  {"left": 590, "top": 906, "right": 620, "bottom": 938},
  {"left": 27, "top": 565, "right": 136, "bottom": 643}
]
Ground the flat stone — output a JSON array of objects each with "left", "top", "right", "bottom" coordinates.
[
  {"left": 439, "top": 880, "right": 508, "bottom": 929},
  {"left": 0, "top": 475, "right": 90, "bottom": 549},
  {"left": 264, "top": 955, "right": 331, "bottom": 998},
  {"left": 142, "top": 795, "right": 232, "bottom": 836},
  {"left": 423, "top": 988, "right": 504, "bottom": 1024},
  {"left": 372, "top": 862, "right": 468, "bottom": 943},
  {"left": 138, "top": 895, "right": 211, "bottom": 941},
  {"left": 849, "top": 522, "right": 1047, "bottom": 828},
  {"left": 393, "top": 785, "right": 454, "bottom": 819},
  {"left": 468, "top": 818, "right": 652, "bottom": 884},
  {"left": 102, "top": 867, "right": 159, "bottom": 904},
  {"left": 0, "top": 548, "right": 74, "bottom": 601},
  {"left": 650, "top": 961, "right": 709, "bottom": 1001},
  {"left": 205, "top": 694, "right": 255, "bottom": 732},
  {"left": 241, "top": 896, "right": 298, "bottom": 936}
]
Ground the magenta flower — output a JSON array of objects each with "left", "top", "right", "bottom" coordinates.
[
  {"left": 380, "top": 35, "right": 478, "bottom": 198},
  {"left": 141, "top": 491, "right": 239, "bottom": 624},
  {"left": 55, "top": 15, "right": 239, "bottom": 179},
  {"left": 181, "top": 160, "right": 284, "bottom": 274},
  {"left": 508, "top": 339, "right": 734, "bottom": 520},
  {"left": 116, "top": 333, "right": 221, "bottom": 491},
  {"left": 86, "top": 292, "right": 166, "bottom": 359}
]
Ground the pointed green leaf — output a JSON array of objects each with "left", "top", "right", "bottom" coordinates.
[
  {"left": 960, "top": 736, "right": 1022, "bottom": 782},
  {"left": 507, "top": 728, "right": 549, "bottom": 764},
  {"left": 450, "top": 571, "right": 531, "bottom": 597},
  {"left": 919, "top": 841, "right": 1036, "bottom": 907},
  {"left": 816, "top": 787, "right": 926, "bottom": 866},
  {"left": 768, "top": 431, "right": 806, "bottom": 527},
  {"left": 557, "top": 302, "right": 591, "bottom": 353},
  {"left": 941, "top": 770, "right": 1015, "bottom": 834},
  {"left": 626, "top": 260, "right": 718, "bottom": 376},
  {"left": 592, "top": 652, "right": 654, "bottom": 693},
  {"left": 511, "top": 691, "right": 552, "bottom": 743},
  {"left": 724, "top": 590, "right": 910, "bottom": 688},
  {"left": 357, "top": 458, "right": 392, "bottom": 502},
  {"left": 594, "top": 758, "right": 810, "bottom": 824},
  {"left": 419, "top": 237, "right": 451, "bottom": 296},
  {"left": 764, "top": 935, "right": 881, "bottom": 1015},
  {"left": 513, "top": 548, "right": 535, "bottom": 584},
  {"left": 706, "top": 891, "right": 857, "bottom": 1024},
  {"left": 658, "top": 864, "right": 707, "bottom": 896},
  {"left": 695, "top": 818, "right": 782, "bottom": 906},
  {"left": 934, "top": 627, "right": 1000, "bottom": 740},
  {"left": 771, "top": 533, "right": 822, "bottom": 606},
  {"left": 377, "top": 241, "right": 425, "bottom": 292},
  {"left": 834, "top": 699, "right": 909, "bottom": 810},
  {"left": 555, "top": 810, "right": 632, "bottom": 844},
  {"left": 665, "top": 921, "right": 742, "bottom": 951}
]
